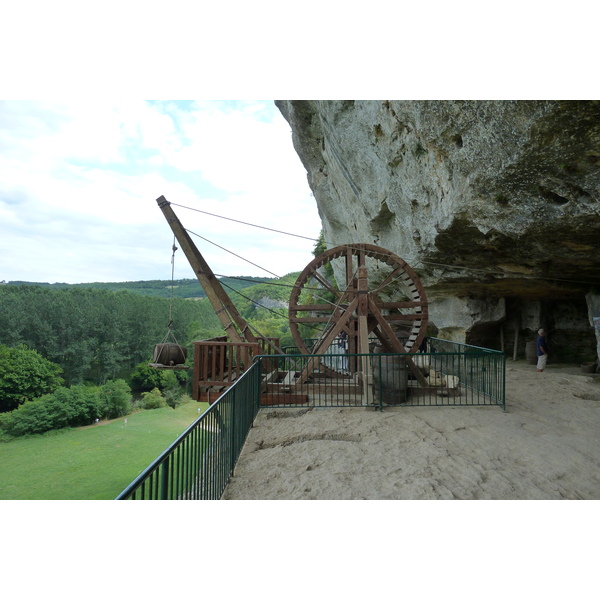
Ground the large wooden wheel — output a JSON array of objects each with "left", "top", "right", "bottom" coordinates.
[{"left": 289, "top": 244, "right": 428, "bottom": 358}]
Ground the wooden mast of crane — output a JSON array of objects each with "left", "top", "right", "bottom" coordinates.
[{"left": 156, "top": 195, "right": 269, "bottom": 348}]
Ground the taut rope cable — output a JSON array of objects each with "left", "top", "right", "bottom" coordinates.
[
  {"left": 187, "top": 227, "right": 358, "bottom": 309},
  {"left": 160, "top": 236, "right": 183, "bottom": 347},
  {"left": 185, "top": 228, "right": 282, "bottom": 279},
  {"left": 213, "top": 274, "right": 335, "bottom": 296},
  {"left": 170, "top": 202, "right": 319, "bottom": 241},
  {"left": 169, "top": 236, "right": 176, "bottom": 325},
  {"left": 219, "top": 281, "right": 325, "bottom": 335}
]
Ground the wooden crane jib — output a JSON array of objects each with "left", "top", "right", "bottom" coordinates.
[
  {"left": 156, "top": 196, "right": 281, "bottom": 379},
  {"left": 158, "top": 197, "right": 261, "bottom": 345}
]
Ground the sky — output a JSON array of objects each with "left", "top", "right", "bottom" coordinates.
[{"left": 0, "top": 100, "right": 321, "bottom": 284}]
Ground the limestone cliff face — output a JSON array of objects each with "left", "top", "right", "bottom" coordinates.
[{"left": 276, "top": 100, "right": 600, "bottom": 364}]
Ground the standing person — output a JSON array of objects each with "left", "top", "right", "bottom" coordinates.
[{"left": 536, "top": 328, "right": 548, "bottom": 372}]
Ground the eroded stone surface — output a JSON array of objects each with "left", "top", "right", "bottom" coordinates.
[{"left": 276, "top": 101, "right": 600, "bottom": 362}]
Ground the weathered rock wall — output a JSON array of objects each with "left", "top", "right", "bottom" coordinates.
[{"left": 276, "top": 100, "right": 600, "bottom": 365}]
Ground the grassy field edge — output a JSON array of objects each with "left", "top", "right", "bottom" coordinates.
[{"left": 0, "top": 400, "right": 209, "bottom": 500}]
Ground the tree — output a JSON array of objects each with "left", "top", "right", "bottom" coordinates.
[
  {"left": 0, "top": 345, "right": 64, "bottom": 412},
  {"left": 162, "top": 371, "right": 184, "bottom": 409},
  {"left": 129, "top": 362, "right": 167, "bottom": 391},
  {"left": 98, "top": 379, "right": 132, "bottom": 419},
  {"left": 0, "top": 285, "right": 206, "bottom": 386},
  {"left": 313, "top": 230, "right": 327, "bottom": 257}
]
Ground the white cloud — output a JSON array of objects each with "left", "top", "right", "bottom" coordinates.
[{"left": 0, "top": 100, "right": 320, "bottom": 284}]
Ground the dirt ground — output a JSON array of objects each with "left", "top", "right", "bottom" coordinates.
[{"left": 222, "top": 360, "right": 600, "bottom": 500}]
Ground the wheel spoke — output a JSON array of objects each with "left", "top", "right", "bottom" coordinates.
[
  {"left": 371, "top": 265, "right": 405, "bottom": 295},
  {"left": 308, "top": 267, "right": 342, "bottom": 299},
  {"left": 367, "top": 298, "right": 408, "bottom": 352},
  {"left": 372, "top": 300, "right": 426, "bottom": 310},
  {"left": 311, "top": 297, "right": 360, "bottom": 355}
]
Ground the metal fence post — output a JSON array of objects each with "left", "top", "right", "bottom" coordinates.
[
  {"left": 160, "top": 458, "right": 169, "bottom": 500},
  {"left": 501, "top": 354, "right": 507, "bottom": 412},
  {"left": 230, "top": 386, "right": 236, "bottom": 476},
  {"left": 378, "top": 354, "right": 383, "bottom": 411},
  {"left": 256, "top": 357, "right": 262, "bottom": 420}
]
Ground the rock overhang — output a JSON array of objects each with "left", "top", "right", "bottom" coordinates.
[{"left": 276, "top": 100, "right": 600, "bottom": 361}]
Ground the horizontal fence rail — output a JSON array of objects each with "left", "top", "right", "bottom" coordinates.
[
  {"left": 115, "top": 364, "right": 261, "bottom": 500},
  {"left": 116, "top": 337, "right": 505, "bottom": 500}
]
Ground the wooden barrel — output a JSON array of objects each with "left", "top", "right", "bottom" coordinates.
[
  {"left": 153, "top": 343, "right": 187, "bottom": 366},
  {"left": 372, "top": 346, "right": 408, "bottom": 404},
  {"left": 525, "top": 340, "right": 537, "bottom": 365}
]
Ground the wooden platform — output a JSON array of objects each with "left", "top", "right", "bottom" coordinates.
[{"left": 147, "top": 363, "right": 190, "bottom": 370}]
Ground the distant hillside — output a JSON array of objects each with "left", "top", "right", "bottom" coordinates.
[{"left": 4, "top": 276, "right": 281, "bottom": 300}]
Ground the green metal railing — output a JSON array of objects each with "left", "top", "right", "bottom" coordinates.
[
  {"left": 263, "top": 337, "right": 505, "bottom": 411},
  {"left": 116, "top": 337, "right": 505, "bottom": 499},
  {"left": 426, "top": 338, "right": 506, "bottom": 409},
  {"left": 115, "top": 363, "right": 261, "bottom": 500}
]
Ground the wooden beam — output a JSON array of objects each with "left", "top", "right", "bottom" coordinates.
[
  {"left": 157, "top": 197, "right": 248, "bottom": 343},
  {"left": 367, "top": 297, "right": 428, "bottom": 387}
]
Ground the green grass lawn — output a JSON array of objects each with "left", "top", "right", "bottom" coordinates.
[{"left": 0, "top": 401, "right": 208, "bottom": 500}]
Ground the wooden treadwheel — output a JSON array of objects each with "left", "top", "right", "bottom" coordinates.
[{"left": 289, "top": 244, "right": 428, "bottom": 358}]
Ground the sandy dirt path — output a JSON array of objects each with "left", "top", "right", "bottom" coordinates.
[{"left": 222, "top": 361, "right": 600, "bottom": 500}]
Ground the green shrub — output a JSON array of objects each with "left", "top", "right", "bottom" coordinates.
[
  {"left": 2, "top": 400, "right": 53, "bottom": 437},
  {"left": 99, "top": 379, "right": 132, "bottom": 419},
  {"left": 140, "top": 388, "right": 166, "bottom": 409},
  {"left": 129, "top": 362, "right": 166, "bottom": 391},
  {"left": 0, "top": 412, "right": 11, "bottom": 433},
  {"left": 1, "top": 383, "right": 109, "bottom": 437},
  {"left": 161, "top": 371, "right": 184, "bottom": 409},
  {"left": 44, "top": 386, "right": 102, "bottom": 427},
  {"left": 0, "top": 344, "right": 64, "bottom": 412}
]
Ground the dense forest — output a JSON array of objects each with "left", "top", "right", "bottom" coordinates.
[{"left": 0, "top": 272, "right": 300, "bottom": 393}]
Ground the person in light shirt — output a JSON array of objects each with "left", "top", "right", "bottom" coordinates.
[{"left": 536, "top": 328, "right": 548, "bottom": 372}]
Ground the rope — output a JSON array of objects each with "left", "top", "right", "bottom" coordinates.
[
  {"left": 169, "top": 236, "right": 176, "bottom": 325},
  {"left": 219, "top": 281, "right": 324, "bottom": 335},
  {"left": 212, "top": 273, "right": 338, "bottom": 296},
  {"left": 170, "top": 202, "right": 318, "bottom": 241},
  {"left": 159, "top": 237, "right": 183, "bottom": 347},
  {"left": 185, "top": 228, "right": 282, "bottom": 279}
]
